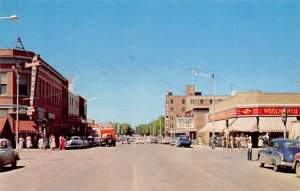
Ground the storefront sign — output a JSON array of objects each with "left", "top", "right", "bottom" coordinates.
[{"left": 176, "top": 118, "right": 194, "bottom": 129}]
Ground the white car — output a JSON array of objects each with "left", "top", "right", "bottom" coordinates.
[
  {"left": 136, "top": 137, "right": 145, "bottom": 144},
  {"left": 0, "top": 139, "right": 20, "bottom": 172},
  {"left": 65, "top": 136, "right": 84, "bottom": 149}
]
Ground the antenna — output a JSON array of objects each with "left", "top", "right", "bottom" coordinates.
[{"left": 15, "top": 37, "right": 25, "bottom": 50}]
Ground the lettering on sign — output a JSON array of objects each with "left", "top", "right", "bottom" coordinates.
[{"left": 176, "top": 118, "right": 194, "bottom": 129}]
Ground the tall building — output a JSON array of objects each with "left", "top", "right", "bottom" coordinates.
[{"left": 165, "top": 85, "right": 229, "bottom": 140}]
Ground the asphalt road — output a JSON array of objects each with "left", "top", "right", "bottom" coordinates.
[{"left": 0, "top": 143, "right": 299, "bottom": 191}]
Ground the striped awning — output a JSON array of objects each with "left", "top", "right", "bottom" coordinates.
[
  {"left": 200, "top": 120, "right": 228, "bottom": 133},
  {"left": 229, "top": 117, "right": 257, "bottom": 132},
  {"left": 258, "top": 117, "right": 297, "bottom": 132},
  {"left": 15, "top": 120, "right": 37, "bottom": 133}
]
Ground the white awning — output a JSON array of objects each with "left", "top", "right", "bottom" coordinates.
[
  {"left": 199, "top": 120, "right": 227, "bottom": 133},
  {"left": 258, "top": 117, "right": 297, "bottom": 132},
  {"left": 229, "top": 117, "right": 257, "bottom": 132}
]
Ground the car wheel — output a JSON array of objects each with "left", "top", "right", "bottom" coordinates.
[
  {"left": 11, "top": 158, "right": 17, "bottom": 169},
  {"left": 296, "top": 162, "right": 300, "bottom": 178}
]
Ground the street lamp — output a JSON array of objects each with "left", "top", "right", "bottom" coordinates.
[
  {"left": 0, "top": 15, "right": 18, "bottom": 21},
  {"left": 192, "top": 71, "right": 216, "bottom": 136},
  {"left": 12, "top": 66, "right": 19, "bottom": 149},
  {"left": 84, "top": 97, "right": 98, "bottom": 137}
]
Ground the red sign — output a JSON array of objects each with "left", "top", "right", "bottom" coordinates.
[{"left": 209, "top": 106, "right": 300, "bottom": 121}]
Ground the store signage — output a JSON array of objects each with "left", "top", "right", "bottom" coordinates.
[
  {"left": 176, "top": 118, "right": 194, "bottom": 129},
  {"left": 209, "top": 107, "right": 300, "bottom": 121},
  {"left": 25, "top": 54, "right": 42, "bottom": 115}
]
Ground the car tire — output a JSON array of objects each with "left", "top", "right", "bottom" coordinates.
[{"left": 296, "top": 162, "right": 300, "bottom": 178}]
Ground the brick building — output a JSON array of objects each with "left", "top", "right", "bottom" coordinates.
[
  {"left": 165, "top": 85, "right": 229, "bottom": 140},
  {"left": 0, "top": 49, "right": 68, "bottom": 147}
]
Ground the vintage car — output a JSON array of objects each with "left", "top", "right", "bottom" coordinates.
[
  {"left": 258, "top": 138, "right": 300, "bottom": 172},
  {"left": 65, "top": 136, "right": 84, "bottom": 149},
  {"left": 0, "top": 139, "right": 20, "bottom": 172},
  {"left": 295, "top": 153, "right": 300, "bottom": 178},
  {"left": 175, "top": 135, "right": 191, "bottom": 148},
  {"left": 136, "top": 137, "right": 145, "bottom": 144}
]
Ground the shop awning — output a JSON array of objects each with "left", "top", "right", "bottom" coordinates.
[
  {"left": 15, "top": 120, "right": 38, "bottom": 133},
  {"left": 258, "top": 117, "right": 297, "bottom": 132},
  {"left": 229, "top": 117, "right": 257, "bottom": 132},
  {"left": 199, "top": 120, "right": 228, "bottom": 133},
  {"left": 0, "top": 118, "right": 7, "bottom": 133}
]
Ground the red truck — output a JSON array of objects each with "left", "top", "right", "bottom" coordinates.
[{"left": 99, "top": 128, "right": 116, "bottom": 147}]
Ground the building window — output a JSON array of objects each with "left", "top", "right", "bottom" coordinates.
[
  {"left": 190, "top": 99, "right": 194, "bottom": 104},
  {"left": 210, "top": 99, "right": 213, "bottom": 104},
  {"left": 0, "top": 72, "right": 7, "bottom": 95},
  {"left": 182, "top": 108, "right": 185, "bottom": 112},
  {"left": 200, "top": 99, "right": 203, "bottom": 104},
  {"left": 19, "top": 74, "right": 29, "bottom": 96},
  {"left": 182, "top": 99, "right": 185, "bottom": 104},
  {"left": 170, "top": 99, "right": 173, "bottom": 104},
  {"left": 170, "top": 108, "right": 173, "bottom": 112}
]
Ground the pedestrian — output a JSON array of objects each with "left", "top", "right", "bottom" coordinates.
[
  {"left": 59, "top": 135, "right": 65, "bottom": 150},
  {"left": 247, "top": 140, "right": 253, "bottom": 161},
  {"left": 230, "top": 135, "right": 234, "bottom": 149},
  {"left": 26, "top": 135, "right": 32, "bottom": 150},
  {"left": 221, "top": 135, "right": 225, "bottom": 149},
  {"left": 18, "top": 136, "right": 24, "bottom": 151},
  {"left": 51, "top": 135, "right": 56, "bottom": 150},
  {"left": 258, "top": 135, "right": 264, "bottom": 148},
  {"left": 211, "top": 134, "right": 216, "bottom": 149},
  {"left": 39, "top": 137, "right": 45, "bottom": 150},
  {"left": 263, "top": 133, "right": 270, "bottom": 147}
]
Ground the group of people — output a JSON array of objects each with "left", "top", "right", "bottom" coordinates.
[{"left": 17, "top": 135, "right": 66, "bottom": 151}]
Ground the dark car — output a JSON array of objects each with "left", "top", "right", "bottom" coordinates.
[
  {"left": 175, "top": 135, "right": 191, "bottom": 148},
  {"left": 258, "top": 138, "right": 300, "bottom": 172}
]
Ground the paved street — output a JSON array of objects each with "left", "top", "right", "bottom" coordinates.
[{"left": 0, "top": 143, "right": 299, "bottom": 191}]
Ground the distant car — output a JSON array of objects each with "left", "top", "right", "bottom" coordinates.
[
  {"left": 258, "top": 138, "right": 300, "bottom": 171},
  {"left": 151, "top": 137, "right": 158, "bottom": 144},
  {"left": 161, "top": 137, "right": 171, "bottom": 144},
  {"left": 81, "top": 137, "right": 90, "bottom": 148},
  {"left": 0, "top": 139, "right": 20, "bottom": 172},
  {"left": 170, "top": 137, "right": 178, "bottom": 146},
  {"left": 295, "top": 153, "right": 300, "bottom": 178},
  {"left": 65, "top": 136, "right": 83, "bottom": 149},
  {"left": 91, "top": 137, "right": 101, "bottom": 147},
  {"left": 175, "top": 135, "right": 191, "bottom": 148},
  {"left": 136, "top": 137, "right": 145, "bottom": 144}
]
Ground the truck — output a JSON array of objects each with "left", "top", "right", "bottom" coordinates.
[{"left": 99, "top": 128, "right": 116, "bottom": 147}]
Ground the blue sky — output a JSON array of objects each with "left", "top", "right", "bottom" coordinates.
[{"left": 1, "top": 0, "right": 300, "bottom": 127}]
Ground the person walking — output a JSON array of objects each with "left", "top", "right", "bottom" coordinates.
[
  {"left": 230, "top": 135, "right": 234, "bottom": 149},
  {"left": 258, "top": 135, "right": 264, "bottom": 148},
  {"left": 26, "top": 135, "right": 32, "bottom": 151},
  {"left": 50, "top": 135, "right": 56, "bottom": 150},
  {"left": 211, "top": 134, "right": 216, "bottom": 149},
  {"left": 18, "top": 136, "right": 24, "bottom": 151},
  {"left": 247, "top": 140, "right": 253, "bottom": 161}
]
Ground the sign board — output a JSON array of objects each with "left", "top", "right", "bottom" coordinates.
[{"left": 176, "top": 118, "right": 194, "bottom": 129}]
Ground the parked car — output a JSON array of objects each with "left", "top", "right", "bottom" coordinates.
[
  {"left": 175, "top": 135, "right": 191, "bottom": 148},
  {"left": 170, "top": 137, "right": 178, "bottom": 146},
  {"left": 295, "top": 153, "right": 300, "bottom": 178},
  {"left": 161, "top": 137, "right": 171, "bottom": 144},
  {"left": 65, "top": 136, "right": 83, "bottom": 149},
  {"left": 258, "top": 138, "right": 300, "bottom": 171},
  {"left": 151, "top": 137, "right": 158, "bottom": 144},
  {"left": 91, "top": 137, "right": 101, "bottom": 147},
  {"left": 0, "top": 139, "right": 20, "bottom": 172},
  {"left": 81, "top": 137, "right": 90, "bottom": 148},
  {"left": 136, "top": 137, "right": 145, "bottom": 144}
]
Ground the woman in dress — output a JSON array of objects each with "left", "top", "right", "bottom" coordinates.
[
  {"left": 51, "top": 135, "right": 56, "bottom": 150},
  {"left": 26, "top": 135, "right": 32, "bottom": 150}
]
